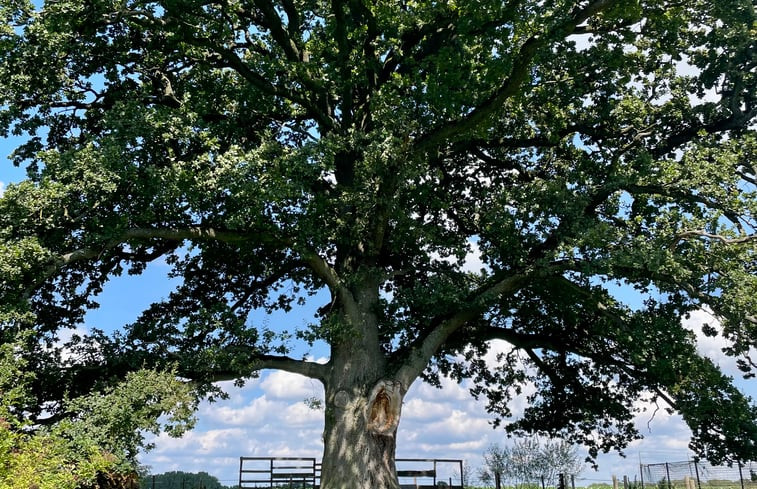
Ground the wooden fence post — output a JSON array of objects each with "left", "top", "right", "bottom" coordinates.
[{"left": 665, "top": 463, "right": 672, "bottom": 489}]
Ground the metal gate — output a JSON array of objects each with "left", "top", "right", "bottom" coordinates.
[
  {"left": 239, "top": 457, "right": 318, "bottom": 488},
  {"left": 238, "top": 457, "right": 464, "bottom": 488}
]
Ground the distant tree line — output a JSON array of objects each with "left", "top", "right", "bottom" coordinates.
[
  {"left": 479, "top": 438, "right": 584, "bottom": 489},
  {"left": 139, "top": 471, "right": 238, "bottom": 489}
]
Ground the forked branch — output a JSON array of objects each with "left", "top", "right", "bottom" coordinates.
[
  {"left": 395, "top": 271, "right": 530, "bottom": 387},
  {"left": 412, "top": 0, "right": 618, "bottom": 155}
]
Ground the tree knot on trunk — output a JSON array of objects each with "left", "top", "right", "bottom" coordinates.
[{"left": 365, "top": 379, "right": 403, "bottom": 436}]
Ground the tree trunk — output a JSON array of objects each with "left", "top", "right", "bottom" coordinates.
[
  {"left": 319, "top": 379, "right": 405, "bottom": 489},
  {"left": 317, "top": 280, "right": 410, "bottom": 489}
]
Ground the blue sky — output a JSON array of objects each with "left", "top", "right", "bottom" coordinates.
[{"left": 2, "top": 139, "right": 755, "bottom": 487}]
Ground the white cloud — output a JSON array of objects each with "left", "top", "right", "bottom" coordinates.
[
  {"left": 201, "top": 396, "right": 299, "bottom": 427},
  {"left": 402, "top": 397, "right": 453, "bottom": 421},
  {"left": 211, "top": 378, "right": 264, "bottom": 406},
  {"left": 139, "top": 367, "right": 711, "bottom": 487},
  {"left": 567, "top": 33, "right": 594, "bottom": 52},
  {"left": 45, "top": 326, "right": 96, "bottom": 365},
  {"left": 461, "top": 239, "right": 487, "bottom": 274},
  {"left": 282, "top": 401, "right": 323, "bottom": 427},
  {"left": 0, "top": 181, "right": 5, "bottom": 197},
  {"left": 259, "top": 370, "right": 324, "bottom": 401},
  {"left": 149, "top": 428, "right": 246, "bottom": 456},
  {"left": 429, "top": 238, "right": 490, "bottom": 275},
  {"left": 682, "top": 308, "right": 755, "bottom": 377},
  {"left": 482, "top": 339, "right": 514, "bottom": 365},
  {"left": 140, "top": 322, "right": 753, "bottom": 487},
  {"left": 421, "top": 410, "right": 492, "bottom": 443}
]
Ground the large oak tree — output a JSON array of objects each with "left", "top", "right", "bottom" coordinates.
[{"left": 1, "top": 0, "right": 756, "bottom": 487}]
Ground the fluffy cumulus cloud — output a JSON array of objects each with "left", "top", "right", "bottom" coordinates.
[
  {"left": 397, "top": 380, "right": 499, "bottom": 469},
  {"left": 142, "top": 377, "right": 327, "bottom": 485},
  {"left": 682, "top": 307, "right": 757, "bottom": 380},
  {"left": 139, "top": 321, "right": 754, "bottom": 486},
  {"left": 138, "top": 368, "right": 680, "bottom": 486},
  {"left": 141, "top": 372, "right": 493, "bottom": 484},
  {"left": 259, "top": 370, "right": 325, "bottom": 401}
]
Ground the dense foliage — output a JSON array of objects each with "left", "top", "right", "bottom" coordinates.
[
  {"left": 1, "top": 0, "right": 756, "bottom": 486},
  {"left": 0, "top": 333, "right": 196, "bottom": 488}
]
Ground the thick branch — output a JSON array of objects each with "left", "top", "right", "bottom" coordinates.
[
  {"left": 652, "top": 105, "right": 757, "bottom": 158},
  {"left": 526, "top": 343, "right": 680, "bottom": 413},
  {"left": 377, "top": 10, "right": 456, "bottom": 87},
  {"left": 676, "top": 280, "right": 757, "bottom": 328},
  {"left": 56, "top": 227, "right": 255, "bottom": 268},
  {"left": 412, "top": 0, "right": 617, "bottom": 155},
  {"left": 301, "top": 251, "right": 360, "bottom": 323},
  {"left": 625, "top": 183, "right": 743, "bottom": 226},
  {"left": 675, "top": 230, "right": 757, "bottom": 246},
  {"left": 131, "top": 3, "right": 333, "bottom": 129},
  {"left": 379, "top": 1, "right": 526, "bottom": 89},
  {"left": 202, "top": 354, "right": 328, "bottom": 383},
  {"left": 395, "top": 272, "right": 529, "bottom": 387},
  {"left": 396, "top": 259, "right": 588, "bottom": 381},
  {"left": 331, "top": 0, "right": 354, "bottom": 126},
  {"left": 253, "top": 0, "right": 302, "bottom": 61},
  {"left": 411, "top": 35, "right": 540, "bottom": 155},
  {"left": 26, "top": 226, "right": 279, "bottom": 302},
  {"left": 211, "top": 45, "right": 334, "bottom": 129},
  {"left": 480, "top": 325, "right": 568, "bottom": 351},
  {"left": 256, "top": 354, "right": 328, "bottom": 381},
  {"left": 527, "top": 183, "right": 618, "bottom": 261},
  {"left": 482, "top": 320, "right": 681, "bottom": 412},
  {"left": 280, "top": 0, "right": 300, "bottom": 40},
  {"left": 523, "top": 347, "right": 563, "bottom": 387}
]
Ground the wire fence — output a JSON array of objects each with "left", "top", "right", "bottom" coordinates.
[
  {"left": 138, "top": 460, "right": 757, "bottom": 489},
  {"left": 641, "top": 461, "right": 757, "bottom": 489}
]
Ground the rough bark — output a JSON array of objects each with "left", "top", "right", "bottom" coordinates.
[
  {"left": 320, "top": 379, "right": 405, "bottom": 489},
  {"left": 318, "top": 290, "right": 407, "bottom": 489}
]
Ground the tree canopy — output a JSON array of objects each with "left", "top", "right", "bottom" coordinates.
[{"left": 0, "top": 0, "right": 756, "bottom": 487}]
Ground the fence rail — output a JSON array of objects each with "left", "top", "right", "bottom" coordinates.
[
  {"left": 238, "top": 456, "right": 464, "bottom": 488},
  {"left": 640, "top": 461, "right": 757, "bottom": 489}
]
